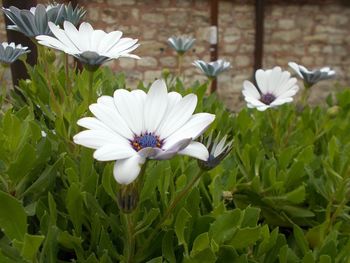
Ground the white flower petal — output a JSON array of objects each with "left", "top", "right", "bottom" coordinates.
[
  {"left": 97, "top": 95, "right": 115, "bottom": 108},
  {"left": 157, "top": 93, "right": 198, "bottom": 138},
  {"left": 242, "top": 80, "right": 260, "bottom": 99},
  {"left": 114, "top": 89, "right": 146, "bottom": 135},
  {"left": 36, "top": 35, "right": 70, "bottom": 53},
  {"left": 271, "top": 97, "right": 293, "bottom": 106},
  {"left": 288, "top": 61, "right": 303, "bottom": 79},
  {"left": 93, "top": 144, "right": 136, "bottom": 161},
  {"left": 78, "top": 22, "right": 94, "bottom": 50},
  {"left": 164, "top": 113, "right": 215, "bottom": 149},
  {"left": 178, "top": 141, "right": 209, "bottom": 161},
  {"left": 113, "top": 155, "right": 146, "bottom": 185},
  {"left": 255, "top": 69, "right": 269, "bottom": 94},
  {"left": 89, "top": 103, "right": 134, "bottom": 139},
  {"left": 77, "top": 117, "right": 112, "bottom": 131},
  {"left": 98, "top": 31, "right": 123, "bottom": 54},
  {"left": 144, "top": 79, "right": 168, "bottom": 132},
  {"left": 73, "top": 130, "right": 128, "bottom": 149}
]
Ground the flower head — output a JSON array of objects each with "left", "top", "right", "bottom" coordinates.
[
  {"left": 73, "top": 79, "right": 215, "bottom": 185},
  {"left": 168, "top": 35, "right": 195, "bottom": 55},
  {"left": 62, "top": 2, "right": 86, "bottom": 26},
  {"left": 0, "top": 42, "right": 30, "bottom": 65},
  {"left": 242, "top": 67, "right": 299, "bottom": 111},
  {"left": 198, "top": 132, "right": 233, "bottom": 170},
  {"left": 288, "top": 62, "right": 335, "bottom": 87},
  {"left": 3, "top": 4, "right": 65, "bottom": 37},
  {"left": 36, "top": 21, "right": 140, "bottom": 69},
  {"left": 193, "top": 59, "right": 231, "bottom": 79}
]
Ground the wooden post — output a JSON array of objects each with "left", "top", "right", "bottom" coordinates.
[
  {"left": 2, "top": 0, "right": 38, "bottom": 86},
  {"left": 209, "top": 0, "right": 218, "bottom": 93},
  {"left": 254, "top": 0, "right": 265, "bottom": 82}
]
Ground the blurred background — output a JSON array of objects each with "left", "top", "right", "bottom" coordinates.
[{"left": 1, "top": 0, "right": 350, "bottom": 110}]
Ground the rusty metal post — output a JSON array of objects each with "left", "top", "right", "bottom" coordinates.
[
  {"left": 254, "top": 0, "right": 265, "bottom": 81},
  {"left": 209, "top": 0, "right": 218, "bottom": 93},
  {"left": 2, "top": 0, "right": 38, "bottom": 86}
]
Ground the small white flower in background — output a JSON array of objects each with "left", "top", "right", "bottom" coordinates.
[
  {"left": 242, "top": 67, "right": 299, "bottom": 111},
  {"left": 288, "top": 62, "right": 335, "bottom": 87},
  {"left": 193, "top": 59, "right": 231, "bottom": 79},
  {"left": 0, "top": 42, "right": 30, "bottom": 65},
  {"left": 74, "top": 79, "right": 215, "bottom": 185},
  {"left": 36, "top": 21, "right": 140, "bottom": 70},
  {"left": 168, "top": 36, "right": 196, "bottom": 55},
  {"left": 198, "top": 132, "right": 233, "bottom": 170},
  {"left": 3, "top": 4, "right": 65, "bottom": 37}
]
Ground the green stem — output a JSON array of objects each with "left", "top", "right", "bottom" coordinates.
[
  {"left": 300, "top": 82, "right": 311, "bottom": 108},
  {"left": 136, "top": 170, "right": 204, "bottom": 260},
  {"left": 0, "top": 67, "right": 7, "bottom": 105},
  {"left": 88, "top": 70, "right": 94, "bottom": 105},
  {"left": 177, "top": 53, "right": 183, "bottom": 76},
  {"left": 124, "top": 213, "right": 135, "bottom": 263},
  {"left": 267, "top": 109, "right": 280, "bottom": 150},
  {"left": 65, "top": 54, "right": 71, "bottom": 93}
]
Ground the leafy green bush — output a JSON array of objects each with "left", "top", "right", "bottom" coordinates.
[{"left": 0, "top": 56, "right": 349, "bottom": 263}]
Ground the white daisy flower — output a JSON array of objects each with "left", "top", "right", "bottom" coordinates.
[
  {"left": 193, "top": 59, "right": 231, "bottom": 79},
  {"left": 242, "top": 67, "right": 299, "bottom": 111},
  {"left": 0, "top": 42, "right": 30, "bottom": 65},
  {"left": 288, "top": 62, "right": 335, "bottom": 87},
  {"left": 168, "top": 35, "right": 195, "bottom": 54},
  {"left": 198, "top": 132, "right": 233, "bottom": 170},
  {"left": 3, "top": 4, "right": 65, "bottom": 37},
  {"left": 36, "top": 21, "right": 140, "bottom": 69},
  {"left": 73, "top": 79, "right": 216, "bottom": 185}
]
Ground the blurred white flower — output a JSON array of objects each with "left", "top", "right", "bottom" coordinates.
[
  {"left": 62, "top": 2, "right": 86, "bottom": 26},
  {"left": 36, "top": 21, "right": 140, "bottom": 69},
  {"left": 3, "top": 4, "right": 65, "bottom": 37},
  {"left": 168, "top": 35, "right": 195, "bottom": 54},
  {"left": 74, "top": 79, "right": 215, "bottom": 185},
  {"left": 193, "top": 59, "right": 231, "bottom": 78},
  {"left": 0, "top": 42, "right": 30, "bottom": 65},
  {"left": 242, "top": 67, "right": 299, "bottom": 111},
  {"left": 198, "top": 132, "right": 233, "bottom": 170},
  {"left": 288, "top": 62, "right": 335, "bottom": 87}
]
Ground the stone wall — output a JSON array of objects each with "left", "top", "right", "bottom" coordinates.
[{"left": 1, "top": 0, "right": 350, "bottom": 110}]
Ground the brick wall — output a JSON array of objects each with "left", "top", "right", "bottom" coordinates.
[{"left": 1, "top": 0, "right": 350, "bottom": 110}]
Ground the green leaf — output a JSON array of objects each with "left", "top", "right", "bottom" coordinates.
[
  {"left": 66, "top": 183, "right": 83, "bottom": 235},
  {"left": 209, "top": 209, "right": 241, "bottom": 245},
  {"left": 293, "top": 224, "right": 309, "bottom": 255},
  {"left": 284, "top": 185, "right": 306, "bottom": 204},
  {"left": 0, "top": 190, "right": 27, "bottom": 241},
  {"left": 21, "top": 234, "right": 45, "bottom": 262},
  {"left": 135, "top": 208, "right": 160, "bottom": 236},
  {"left": 175, "top": 207, "right": 192, "bottom": 255},
  {"left": 241, "top": 207, "right": 260, "bottom": 227},
  {"left": 191, "top": 232, "right": 210, "bottom": 256},
  {"left": 145, "top": 257, "right": 163, "bottom": 263},
  {"left": 7, "top": 143, "right": 36, "bottom": 184},
  {"left": 162, "top": 231, "right": 176, "bottom": 263},
  {"left": 228, "top": 226, "right": 261, "bottom": 249},
  {"left": 302, "top": 252, "right": 315, "bottom": 263},
  {"left": 319, "top": 255, "right": 331, "bottom": 263}
]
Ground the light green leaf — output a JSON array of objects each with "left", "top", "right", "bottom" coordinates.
[
  {"left": 0, "top": 190, "right": 27, "bottom": 241},
  {"left": 21, "top": 234, "right": 45, "bottom": 262}
]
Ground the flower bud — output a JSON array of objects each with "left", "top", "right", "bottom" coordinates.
[
  {"left": 327, "top": 106, "right": 340, "bottom": 118},
  {"left": 198, "top": 132, "right": 233, "bottom": 171},
  {"left": 46, "top": 49, "right": 56, "bottom": 64},
  {"left": 117, "top": 183, "right": 139, "bottom": 214}
]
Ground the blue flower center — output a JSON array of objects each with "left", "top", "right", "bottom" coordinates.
[
  {"left": 260, "top": 93, "right": 276, "bottom": 105},
  {"left": 131, "top": 133, "right": 162, "bottom": 151}
]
